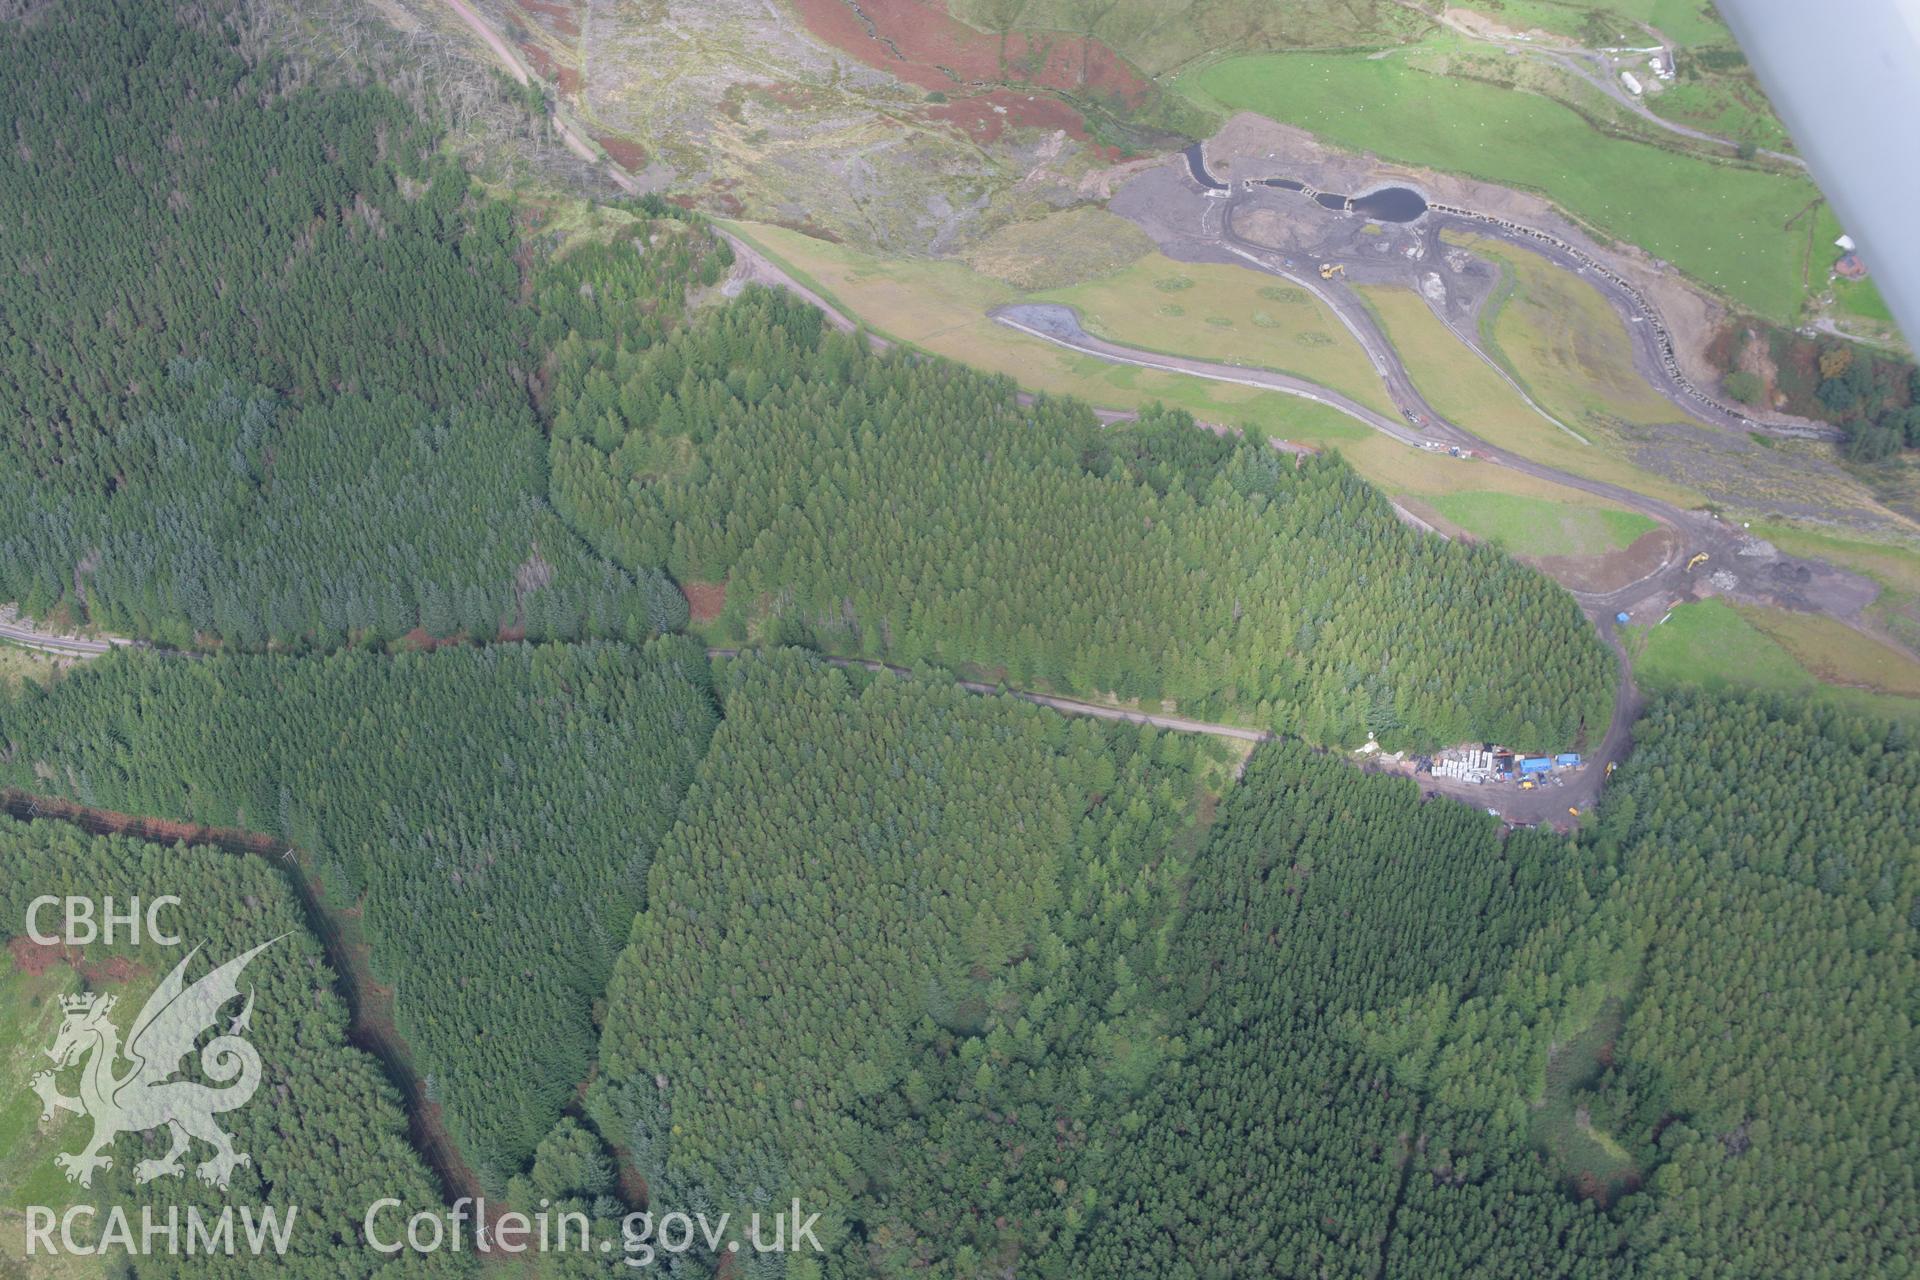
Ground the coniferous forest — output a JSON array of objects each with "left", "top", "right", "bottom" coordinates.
[
  {"left": 0, "top": 822, "right": 472, "bottom": 1278},
  {"left": 0, "top": 640, "right": 719, "bottom": 1183},
  {"left": 0, "top": 0, "right": 685, "bottom": 648},
  {"left": 543, "top": 273, "right": 1615, "bottom": 751},
  {"left": 0, "top": 2, "right": 1914, "bottom": 1277}
]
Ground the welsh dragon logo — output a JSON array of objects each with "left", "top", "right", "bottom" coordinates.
[{"left": 30, "top": 939, "right": 279, "bottom": 1191}]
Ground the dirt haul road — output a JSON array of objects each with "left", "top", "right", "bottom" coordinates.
[
  {"left": 990, "top": 247, "right": 1875, "bottom": 825},
  {"left": 0, "top": 608, "right": 138, "bottom": 658},
  {"left": 324, "top": 6, "right": 1869, "bottom": 824},
  {"left": 1414, "top": 3, "right": 1808, "bottom": 170},
  {"left": 437, "top": 0, "right": 639, "bottom": 191}
]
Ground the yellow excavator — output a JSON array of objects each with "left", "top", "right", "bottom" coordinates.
[
  {"left": 1319, "top": 262, "right": 1345, "bottom": 280},
  {"left": 1687, "top": 552, "right": 1710, "bottom": 571}
]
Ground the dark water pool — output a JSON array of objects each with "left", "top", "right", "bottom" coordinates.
[
  {"left": 1349, "top": 187, "right": 1428, "bottom": 222},
  {"left": 1182, "top": 142, "right": 1227, "bottom": 190},
  {"left": 1258, "top": 175, "right": 1429, "bottom": 222}
]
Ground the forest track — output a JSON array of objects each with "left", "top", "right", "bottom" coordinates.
[
  {"left": 720, "top": 230, "right": 867, "bottom": 335},
  {"left": 705, "top": 649, "right": 1275, "bottom": 743},
  {"left": 0, "top": 612, "right": 139, "bottom": 658},
  {"left": 1403, "top": 1, "right": 1807, "bottom": 170},
  {"left": 437, "top": 0, "right": 640, "bottom": 191}
]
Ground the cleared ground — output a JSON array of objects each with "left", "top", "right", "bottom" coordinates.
[
  {"left": 730, "top": 222, "right": 1667, "bottom": 533},
  {"left": 1182, "top": 46, "right": 1826, "bottom": 321},
  {"left": 1428, "top": 492, "right": 1654, "bottom": 557},
  {"left": 0, "top": 958, "right": 85, "bottom": 1213},
  {"left": 961, "top": 206, "right": 1156, "bottom": 290},
  {"left": 1036, "top": 257, "right": 1399, "bottom": 416},
  {"left": 0, "top": 642, "right": 68, "bottom": 688},
  {"left": 1749, "top": 521, "right": 1920, "bottom": 653},
  {"left": 946, "top": 0, "right": 1430, "bottom": 78},
  {"left": 1356, "top": 283, "right": 1705, "bottom": 505},
  {"left": 730, "top": 220, "right": 1372, "bottom": 444},
  {"left": 1451, "top": 231, "right": 1682, "bottom": 429},
  {"left": 1632, "top": 598, "right": 1920, "bottom": 724}
]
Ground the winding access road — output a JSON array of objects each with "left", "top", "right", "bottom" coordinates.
[
  {"left": 1410, "top": 3, "right": 1807, "bottom": 170},
  {"left": 991, "top": 157, "right": 1880, "bottom": 822}
]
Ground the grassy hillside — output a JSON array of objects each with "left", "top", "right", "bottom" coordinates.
[
  {"left": 1630, "top": 598, "right": 1920, "bottom": 724},
  {"left": 1356, "top": 284, "right": 1705, "bottom": 504},
  {"left": 1035, "top": 256, "right": 1400, "bottom": 416},
  {"left": 1430, "top": 491, "right": 1655, "bottom": 556},
  {"left": 1453, "top": 231, "right": 1685, "bottom": 429},
  {"left": 1184, "top": 47, "right": 1824, "bottom": 322},
  {"left": 730, "top": 221, "right": 1662, "bottom": 526}
]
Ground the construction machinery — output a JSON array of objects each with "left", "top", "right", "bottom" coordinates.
[
  {"left": 1319, "top": 262, "right": 1345, "bottom": 279},
  {"left": 1687, "top": 552, "right": 1710, "bottom": 571},
  {"left": 1520, "top": 779, "right": 1535, "bottom": 791},
  {"left": 1568, "top": 807, "right": 1581, "bottom": 817}
]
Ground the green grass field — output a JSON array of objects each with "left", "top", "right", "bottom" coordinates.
[
  {"left": 1183, "top": 48, "right": 1825, "bottom": 321},
  {"left": 1831, "top": 275, "right": 1896, "bottom": 326},
  {"left": 1036, "top": 256, "right": 1399, "bottom": 416},
  {"left": 1632, "top": 599, "right": 1920, "bottom": 724},
  {"left": 0, "top": 957, "right": 87, "bottom": 1214},
  {"left": 1593, "top": 0, "right": 1736, "bottom": 47},
  {"left": 1457, "top": 0, "right": 1731, "bottom": 47},
  {"left": 730, "top": 223, "right": 1666, "bottom": 524},
  {"left": 1643, "top": 77, "right": 1793, "bottom": 153},
  {"left": 1430, "top": 491, "right": 1654, "bottom": 556},
  {"left": 1356, "top": 284, "right": 1704, "bottom": 504},
  {"left": 1454, "top": 231, "right": 1683, "bottom": 429}
]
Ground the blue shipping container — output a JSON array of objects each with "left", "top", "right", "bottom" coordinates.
[
  {"left": 1519, "top": 757, "right": 1552, "bottom": 774},
  {"left": 1555, "top": 753, "right": 1582, "bottom": 766}
]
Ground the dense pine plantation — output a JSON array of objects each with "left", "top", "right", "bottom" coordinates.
[
  {"left": 0, "top": 639, "right": 719, "bottom": 1183},
  {"left": 590, "top": 650, "right": 1213, "bottom": 1276},
  {"left": 1265, "top": 692, "right": 1916, "bottom": 1278},
  {"left": 1080, "top": 740, "right": 1619, "bottom": 1278},
  {"left": 2, "top": 4, "right": 1912, "bottom": 1277},
  {"left": 0, "top": 0, "right": 683, "bottom": 647},
  {"left": 0, "top": 822, "right": 471, "bottom": 1278},
  {"left": 544, "top": 278, "right": 1614, "bottom": 751},
  {"left": 580, "top": 683, "right": 1916, "bottom": 1278}
]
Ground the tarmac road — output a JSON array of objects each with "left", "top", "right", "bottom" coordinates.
[
  {"left": 0, "top": 614, "right": 131, "bottom": 658},
  {"left": 989, "top": 247, "right": 1877, "bottom": 825},
  {"left": 1412, "top": 3, "right": 1808, "bottom": 171},
  {"left": 1208, "top": 181, "right": 1833, "bottom": 441}
]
